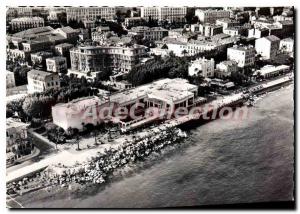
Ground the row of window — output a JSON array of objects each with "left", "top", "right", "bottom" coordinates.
[{"left": 47, "top": 81, "right": 59, "bottom": 87}]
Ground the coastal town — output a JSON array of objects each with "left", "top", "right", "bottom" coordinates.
[{"left": 6, "top": 6, "right": 294, "bottom": 208}]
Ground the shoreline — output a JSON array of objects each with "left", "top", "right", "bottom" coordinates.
[
  {"left": 7, "top": 81, "right": 294, "bottom": 207},
  {"left": 7, "top": 127, "right": 189, "bottom": 200}
]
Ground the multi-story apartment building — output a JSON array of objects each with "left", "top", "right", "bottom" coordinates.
[
  {"left": 276, "top": 20, "right": 294, "bottom": 38},
  {"left": 216, "top": 18, "right": 240, "bottom": 31},
  {"left": 128, "top": 26, "right": 168, "bottom": 41},
  {"left": 124, "top": 17, "right": 145, "bottom": 28},
  {"left": 166, "top": 34, "right": 239, "bottom": 57},
  {"left": 199, "top": 23, "right": 223, "bottom": 37},
  {"left": 30, "top": 51, "right": 53, "bottom": 68},
  {"left": 83, "top": 20, "right": 96, "bottom": 29},
  {"left": 11, "top": 17, "right": 44, "bottom": 32},
  {"left": 252, "top": 19, "right": 275, "bottom": 29},
  {"left": 188, "top": 57, "right": 215, "bottom": 77},
  {"left": 69, "top": 44, "right": 147, "bottom": 74},
  {"left": 248, "top": 27, "right": 270, "bottom": 39},
  {"left": 48, "top": 8, "right": 66, "bottom": 21},
  {"left": 195, "top": 9, "right": 230, "bottom": 24},
  {"left": 55, "top": 26, "right": 79, "bottom": 39},
  {"left": 6, "top": 49, "right": 31, "bottom": 62},
  {"left": 255, "top": 35, "right": 280, "bottom": 60},
  {"left": 140, "top": 6, "right": 187, "bottom": 23},
  {"left": 54, "top": 43, "right": 74, "bottom": 56},
  {"left": 6, "top": 70, "right": 16, "bottom": 88},
  {"left": 27, "top": 69, "right": 60, "bottom": 94},
  {"left": 91, "top": 31, "right": 116, "bottom": 45},
  {"left": 7, "top": 26, "right": 79, "bottom": 63},
  {"left": 166, "top": 39, "right": 217, "bottom": 57},
  {"left": 46, "top": 56, "right": 67, "bottom": 73},
  {"left": 66, "top": 7, "right": 115, "bottom": 22},
  {"left": 251, "top": 19, "right": 294, "bottom": 39},
  {"left": 216, "top": 60, "right": 238, "bottom": 78},
  {"left": 6, "top": 117, "right": 32, "bottom": 165},
  {"left": 227, "top": 45, "right": 255, "bottom": 68},
  {"left": 94, "top": 26, "right": 111, "bottom": 33},
  {"left": 223, "top": 26, "right": 248, "bottom": 37},
  {"left": 7, "top": 7, "right": 33, "bottom": 21}
]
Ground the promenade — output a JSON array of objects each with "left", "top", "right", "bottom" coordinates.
[{"left": 6, "top": 75, "right": 293, "bottom": 183}]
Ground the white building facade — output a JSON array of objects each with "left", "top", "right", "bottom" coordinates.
[
  {"left": 140, "top": 7, "right": 187, "bottom": 22},
  {"left": 216, "top": 60, "right": 238, "bottom": 78},
  {"left": 11, "top": 17, "right": 44, "bottom": 32},
  {"left": 6, "top": 70, "right": 16, "bottom": 88},
  {"left": 227, "top": 45, "right": 255, "bottom": 67},
  {"left": 188, "top": 57, "right": 215, "bottom": 78},
  {"left": 6, "top": 118, "right": 32, "bottom": 164},
  {"left": 280, "top": 38, "right": 294, "bottom": 54},
  {"left": 27, "top": 70, "right": 60, "bottom": 94},
  {"left": 196, "top": 9, "right": 230, "bottom": 24},
  {"left": 255, "top": 35, "right": 280, "bottom": 60},
  {"left": 54, "top": 43, "right": 74, "bottom": 56},
  {"left": 66, "top": 7, "right": 115, "bottom": 22},
  {"left": 46, "top": 57, "right": 67, "bottom": 73},
  {"left": 128, "top": 26, "right": 168, "bottom": 41},
  {"left": 255, "top": 65, "right": 290, "bottom": 78},
  {"left": 69, "top": 45, "right": 147, "bottom": 73},
  {"left": 52, "top": 96, "right": 111, "bottom": 131}
]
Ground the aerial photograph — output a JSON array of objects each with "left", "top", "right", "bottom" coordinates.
[{"left": 5, "top": 5, "right": 294, "bottom": 208}]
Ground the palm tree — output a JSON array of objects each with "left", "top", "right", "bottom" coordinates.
[
  {"left": 93, "top": 128, "right": 98, "bottom": 146},
  {"left": 75, "top": 135, "right": 80, "bottom": 151},
  {"left": 256, "top": 71, "right": 262, "bottom": 80},
  {"left": 67, "top": 127, "right": 74, "bottom": 137},
  {"left": 55, "top": 127, "right": 64, "bottom": 150},
  {"left": 181, "top": 49, "right": 188, "bottom": 57}
]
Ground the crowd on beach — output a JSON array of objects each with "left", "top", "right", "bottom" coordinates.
[{"left": 7, "top": 127, "right": 188, "bottom": 196}]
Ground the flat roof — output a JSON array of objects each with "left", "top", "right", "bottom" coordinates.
[
  {"left": 228, "top": 45, "right": 254, "bottom": 51},
  {"left": 110, "top": 78, "right": 197, "bottom": 105},
  {"left": 11, "top": 17, "right": 44, "bottom": 22},
  {"left": 53, "top": 96, "right": 107, "bottom": 110},
  {"left": 46, "top": 56, "right": 66, "bottom": 61},
  {"left": 55, "top": 43, "right": 74, "bottom": 48},
  {"left": 256, "top": 65, "right": 290, "bottom": 76}
]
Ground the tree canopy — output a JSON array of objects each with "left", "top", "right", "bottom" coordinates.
[{"left": 126, "top": 53, "right": 189, "bottom": 86}]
